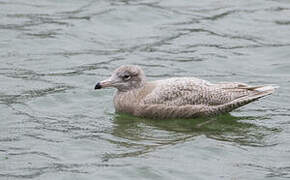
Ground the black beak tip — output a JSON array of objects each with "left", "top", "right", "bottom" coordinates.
[{"left": 94, "top": 82, "right": 102, "bottom": 90}]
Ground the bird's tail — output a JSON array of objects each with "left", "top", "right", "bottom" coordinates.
[
  {"left": 211, "top": 85, "right": 278, "bottom": 115},
  {"left": 254, "top": 85, "right": 279, "bottom": 93}
]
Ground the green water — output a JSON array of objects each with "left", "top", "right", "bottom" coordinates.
[{"left": 1, "top": 0, "right": 290, "bottom": 179}]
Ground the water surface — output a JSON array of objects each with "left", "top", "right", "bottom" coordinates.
[{"left": 1, "top": 0, "right": 290, "bottom": 179}]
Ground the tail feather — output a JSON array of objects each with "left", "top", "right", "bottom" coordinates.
[
  {"left": 255, "top": 85, "right": 279, "bottom": 93},
  {"left": 211, "top": 85, "right": 278, "bottom": 115},
  {"left": 227, "top": 84, "right": 278, "bottom": 92}
]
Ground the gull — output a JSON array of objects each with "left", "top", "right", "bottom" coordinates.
[{"left": 95, "top": 65, "right": 276, "bottom": 119}]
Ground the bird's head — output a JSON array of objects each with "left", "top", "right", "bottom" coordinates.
[{"left": 95, "top": 65, "right": 146, "bottom": 92}]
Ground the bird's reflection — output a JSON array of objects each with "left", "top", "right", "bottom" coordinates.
[{"left": 101, "top": 113, "right": 278, "bottom": 162}]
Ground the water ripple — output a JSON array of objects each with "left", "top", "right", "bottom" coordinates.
[
  {"left": 0, "top": 85, "right": 73, "bottom": 105},
  {"left": 1, "top": 0, "right": 290, "bottom": 179}
]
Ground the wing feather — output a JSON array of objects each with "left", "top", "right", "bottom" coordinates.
[{"left": 143, "top": 78, "right": 255, "bottom": 106}]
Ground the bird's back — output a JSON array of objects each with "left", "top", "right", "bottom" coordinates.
[{"left": 142, "top": 77, "right": 275, "bottom": 107}]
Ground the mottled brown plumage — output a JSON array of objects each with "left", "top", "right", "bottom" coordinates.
[{"left": 95, "top": 65, "right": 277, "bottom": 119}]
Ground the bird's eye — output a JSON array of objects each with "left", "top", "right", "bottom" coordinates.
[{"left": 123, "top": 75, "right": 131, "bottom": 80}]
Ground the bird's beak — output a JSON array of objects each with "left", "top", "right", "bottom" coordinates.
[{"left": 95, "top": 78, "right": 113, "bottom": 90}]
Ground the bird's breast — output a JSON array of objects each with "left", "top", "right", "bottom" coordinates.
[
  {"left": 113, "top": 83, "right": 156, "bottom": 114},
  {"left": 113, "top": 90, "right": 139, "bottom": 114}
]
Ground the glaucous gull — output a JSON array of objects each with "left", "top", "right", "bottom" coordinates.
[{"left": 95, "top": 65, "right": 277, "bottom": 119}]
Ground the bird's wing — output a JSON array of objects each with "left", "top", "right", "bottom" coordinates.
[{"left": 142, "top": 78, "right": 256, "bottom": 106}]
